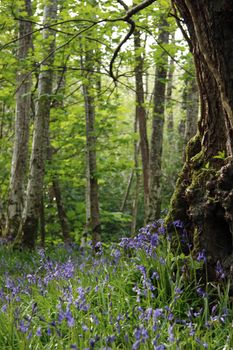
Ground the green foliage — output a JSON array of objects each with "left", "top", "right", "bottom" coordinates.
[{"left": 0, "top": 0, "right": 191, "bottom": 242}]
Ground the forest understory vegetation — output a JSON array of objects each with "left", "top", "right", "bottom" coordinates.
[{"left": 0, "top": 221, "right": 232, "bottom": 350}]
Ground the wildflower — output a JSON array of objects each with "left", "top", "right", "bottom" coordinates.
[
  {"left": 19, "top": 320, "right": 29, "bottom": 333},
  {"left": 196, "top": 338, "right": 208, "bottom": 348},
  {"left": 65, "top": 309, "right": 74, "bottom": 328},
  {"left": 1, "top": 304, "right": 7, "bottom": 313},
  {"left": 36, "top": 327, "right": 42, "bottom": 337},
  {"left": 173, "top": 220, "right": 183, "bottom": 228},
  {"left": 168, "top": 324, "right": 175, "bottom": 342},
  {"left": 151, "top": 233, "right": 159, "bottom": 247},
  {"left": 197, "top": 250, "right": 206, "bottom": 263},
  {"left": 151, "top": 271, "right": 159, "bottom": 280},
  {"left": 106, "top": 335, "right": 116, "bottom": 344},
  {"left": 153, "top": 308, "right": 163, "bottom": 321},
  {"left": 82, "top": 324, "right": 89, "bottom": 332},
  {"left": 27, "top": 331, "right": 32, "bottom": 340},
  {"left": 90, "top": 313, "right": 99, "bottom": 325},
  {"left": 174, "top": 287, "right": 183, "bottom": 300},
  {"left": 187, "top": 322, "right": 195, "bottom": 336},
  {"left": 159, "top": 257, "right": 166, "bottom": 265},
  {"left": 132, "top": 340, "right": 141, "bottom": 350},
  {"left": 196, "top": 287, "right": 207, "bottom": 297},
  {"left": 215, "top": 261, "right": 226, "bottom": 279},
  {"left": 70, "top": 345, "right": 78, "bottom": 350}
]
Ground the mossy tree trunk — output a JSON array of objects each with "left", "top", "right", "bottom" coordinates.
[{"left": 169, "top": 0, "right": 233, "bottom": 276}]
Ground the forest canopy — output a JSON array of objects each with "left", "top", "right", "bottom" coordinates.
[{"left": 0, "top": 0, "right": 195, "bottom": 247}]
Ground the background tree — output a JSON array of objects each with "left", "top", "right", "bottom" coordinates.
[
  {"left": 5, "top": 0, "right": 32, "bottom": 239},
  {"left": 148, "top": 17, "right": 169, "bottom": 222},
  {"left": 19, "top": 0, "right": 58, "bottom": 248}
]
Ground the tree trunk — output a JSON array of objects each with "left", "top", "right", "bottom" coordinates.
[
  {"left": 52, "top": 176, "right": 70, "bottom": 244},
  {"left": 5, "top": 0, "right": 32, "bottom": 239},
  {"left": 120, "top": 169, "right": 134, "bottom": 213},
  {"left": 81, "top": 48, "right": 101, "bottom": 248},
  {"left": 49, "top": 58, "right": 70, "bottom": 244},
  {"left": 131, "top": 116, "right": 140, "bottom": 236},
  {"left": 148, "top": 20, "right": 169, "bottom": 222},
  {"left": 183, "top": 60, "right": 199, "bottom": 156},
  {"left": 134, "top": 29, "right": 150, "bottom": 220},
  {"left": 165, "top": 33, "right": 175, "bottom": 135},
  {"left": 19, "top": 0, "right": 57, "bottom": 248},
  {"left": 40, "top": 195, "right": 46, "bottom": 247},
  {"left": 169, "top": 0, "right": 233, "bottom": 276},
  {"left": 83, "top": 83, "right": 101, "bottom": 248}
]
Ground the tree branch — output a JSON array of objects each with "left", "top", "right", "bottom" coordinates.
[{"left": 110, "top": 0, "right": 156, "bottom": 81}]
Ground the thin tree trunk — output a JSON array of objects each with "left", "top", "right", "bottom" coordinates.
[
  {"left": 131, "top": 118, "right": 140, "bottom": 236},
  {"left": 81, "top": 47, "right": 101, "bottom": 248},
  {"left": 120, "top": 170, "right": 134, "bottom": 212},
  {"left": 52, "top": 176, "right": 70, "bottom": 243},
  {"left": 19, "top": 0, "right": 57, "bottom": 248},
  {"left": 134, "top": 29, "right": 150, "bottom": 219},
  {"left": 49, "top": 58, "right": 70, "bottom": 244},
  {"left": 40, "top": 195, "right": 46, "bottom": 247},
  {"left": 148, "top": 20, "right": 169, "bottom": 222},
  {"left": 83, "top": 83, "right": 101, "bottom": 248},
  {"left": 166, "top": 35, "right": 175, "bottom": 135},
  {"left": 5, "top": 0, "right": 32, "bottom": 239}
]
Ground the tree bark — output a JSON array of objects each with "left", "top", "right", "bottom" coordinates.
[
  {"left": 81, "top": 48, "right": 101, "bottom": 248},
  {"left": 49, "top": 59, "right": 70, "bottom": 244},
  {"left": 40, "top": 195, "right": 46, "bottom": 247},
  {"left": 148, "top": 20, "right": 169, "bottom": 222},
  {"left": 134, "top": 29, "right": 150, "bottom": 220},
  {"left": 169, "top": 0, "right": 233, "bottom": 276},
  {"left": 165, "top": 33, "right": 175, "bottom": 135},
  {"left": 131, "top": 116, "right": 140, "bottom": 236},
  {"left": 183, "top": 60, "right": 199, "bottom": 156},
  {"left": 52, "top": 177, "right": 70, "bottom": 243},
  {"left": 19, "top": 0, "right": 57, "bottom": 248},
  {"left": 5, "top": 0, "right": 32, "bottom": 239}
]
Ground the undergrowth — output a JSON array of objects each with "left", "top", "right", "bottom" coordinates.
[{"left": 0, "top": 221, "right": 232, "bottom": 349}]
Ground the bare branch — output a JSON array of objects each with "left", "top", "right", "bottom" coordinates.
[
  {"left": 110, "top": 0, "right": 156, "bottom": 81},
  {"left": 170, "top": 0, "right": 193, "bottom": 51},
  {"left": 117, "top": 0, "right": 129, "bottom": 11},
  {"left": 109, "top": 19, "right": 135, "bottom": 81},
  {"left": 124, "top": 0, "right": 156, "bottom": 20}
]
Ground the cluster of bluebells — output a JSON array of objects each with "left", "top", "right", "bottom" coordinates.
[
  {"left": 119, "top": 220, "right": 166, "bottom": 256},
  {"left": 0, "top": 220, "right": 232, "bottom": 349}
]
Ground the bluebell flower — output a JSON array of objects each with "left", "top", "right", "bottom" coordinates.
[
  {"left": 132, "top": 340, "right": 141, "bottom": 350},
  {"left": 173, "top": 220, "right": 183, "bottom": 228},
  {"left": 70, "top": 345, "right": 78, "bottom": 350},
  {"left": 196, "top": 287, "right": 207, "bottom": 297},
  {"left": 197, "top": 250, "right": 206, "bottom": 263},
  {"left": 168, "top": 325, "right": 174, "bottom": 342},
  {"left": 215, "top": 261, "right": 225, "bottom": 280},
  {"left": 36, "top": 327, "right": 42, "bottom": 337}
]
